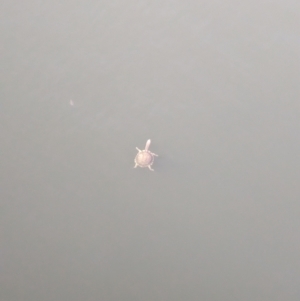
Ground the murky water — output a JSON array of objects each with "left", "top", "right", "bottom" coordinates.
[{"left": 1, "top": 1, "right": 300, "bottom": 300}]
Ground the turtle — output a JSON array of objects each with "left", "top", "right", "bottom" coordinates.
[{"left": 134, "top": 139, "right": 158, "bottom": 171}]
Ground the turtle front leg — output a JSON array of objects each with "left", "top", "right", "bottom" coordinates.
[
  {"left": 148, "top": 165, "right": 154, "bottom": 171},
  {"left": 136, "top": 147, "right": 141, "bottom": 151}
]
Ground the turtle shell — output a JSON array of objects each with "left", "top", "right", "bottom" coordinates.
[{"left": 135, "top": 151, "right": 154, "bottom": 167}]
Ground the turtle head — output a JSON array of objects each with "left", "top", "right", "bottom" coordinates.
[{"left": 145, "top": 139, "right": 151, "bottom": 150}]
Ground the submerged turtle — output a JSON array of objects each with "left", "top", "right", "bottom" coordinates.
[{"left": 134, "top": 139, "right": 158, "bottom": 171}]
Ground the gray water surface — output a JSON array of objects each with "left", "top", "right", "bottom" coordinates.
[{"left": 1, "top": 1, "right": 300, "bottom": 300}]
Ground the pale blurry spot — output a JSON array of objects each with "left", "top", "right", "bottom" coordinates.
[{"left": 70, "top": 100, "right": 74, "bottom": 106}]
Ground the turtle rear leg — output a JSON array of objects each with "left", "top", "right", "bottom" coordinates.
[{"left": 148, "top": 165, "right": 154, "bottom": 171}]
